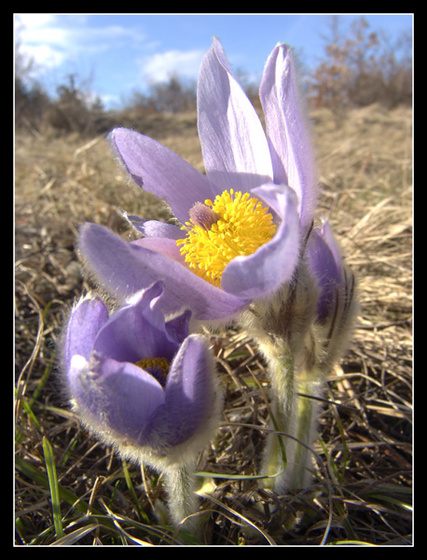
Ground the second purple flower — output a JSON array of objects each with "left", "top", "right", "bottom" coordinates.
[{"left": 62, "top": 282, "right": 222, "bottom": 465}]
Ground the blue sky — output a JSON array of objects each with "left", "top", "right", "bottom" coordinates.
[{"left": 15, "top": 13, "right": 413, "bottom": 109}]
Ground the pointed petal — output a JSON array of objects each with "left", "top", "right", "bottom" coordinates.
[
  {"left": 93, "top": 284, "right": 180, "bottom": 363},
  {"left": 128, "top": 217, "right": 183, "bottom": 240},
  {"left": 307, "top": 221, "right": 342, "bottom": 285},
  {"left": 260, "top": 44, "right": 317, "bottom": 230},
  {"left": 221, "top": 184, "right": 300, "bottom": 299},
  {"left": 132, "top": 237, "right": 185, "bottom": 262},
  {"left": 307, "top": 221, "right": 343, "bottom": 322},
  {"left": 109, "top": 128, "right": 216, "bottom": 224},
  {"left": 142, "top": 334, "right": 217, "bottom": 449},
  {"left": 62, "top": 296, "right": 109, "bottom": 371},
  {"left": 79, "top": 222, "right": 250, "bottom": 321},
  {"left": 69, "top": 355, "right": 166, "bottom": 445},
  {"left": 164, "top": 309, "right": 192, "bottom": 347},
  {"left": 197, "top": 37, "right": 273, "bottom": 191}
]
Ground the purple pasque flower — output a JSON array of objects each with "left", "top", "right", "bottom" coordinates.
[
  {"left": 62, "top": 282, "right": 222, "bottom": 466},
  {"left": 79, "top": 38, "right": 316, "bottom": 322}
]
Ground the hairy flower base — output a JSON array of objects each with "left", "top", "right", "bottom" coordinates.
[{"left": 177, "top": 189, "right": 276, "bottom": 288}]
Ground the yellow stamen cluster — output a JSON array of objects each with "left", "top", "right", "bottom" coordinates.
[
  {"left": 177, "top": 189, "right": 276, "bottom": 288},
  {"left": 135, "top": 357, "right": 171, "bottom": 384}
]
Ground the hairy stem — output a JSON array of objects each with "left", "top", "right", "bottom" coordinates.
[
  {"left": 163, "top": 463, "right": 200, "bottom": 533},
  {"left": 263, "top": 366, "right": 321, "bottom": 493}
]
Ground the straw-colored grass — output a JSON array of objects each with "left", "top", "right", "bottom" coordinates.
[{"left": 15, "top": 103, "right": 412, "bottom": 545}]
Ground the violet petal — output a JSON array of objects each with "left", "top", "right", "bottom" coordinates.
[
  {"left": 79, "top": 222, "right": 250, "bottom": 321},
  {"left": 142, "top": 334, "right": 216, "bottom": 449},
  {"left": 307, "top": 221, "right": 343, "bottom": 322},
  {"left": 128, "top": 217, "right": 183, "bottom": 240},
  {"left": 109, "top": 128, "right": 217, "bottom": 224},
  {"left": 260, "top": 44, "right": 317, "bottom": 230},
  {"left": 221, "top": 184, "right": 300, "bottom": 299},
  {"left": 93, "top": 284, "right": 181, "bottom": 364},
  {"left": 132, "top": 237, "right": 185, "bottom": 263},
  {"left": 62, "top": 296, "right": 109, "bottom": 372},
  {"left": 197, "top": 37, "right": 273, "bottom": 192},
  {"left": 69, "top": 354, "right": 166, "bottom": 444}
]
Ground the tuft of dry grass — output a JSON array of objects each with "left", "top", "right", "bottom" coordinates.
[{"left": 15, "top": 104, "right": 412, "bottom": 545}]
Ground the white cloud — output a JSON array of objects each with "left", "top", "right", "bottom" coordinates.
[
  {"left": 16, "top": 14, "right": 81, "bottom": 76},
  {"left": 16, "top": 13, "right": 58, "bottom": 30},
  {"left": 15, "top": 14, "right": 144, "bottom": 73},
  {"left": 141, "top": 49, "right": 205, "bottom": 84}
]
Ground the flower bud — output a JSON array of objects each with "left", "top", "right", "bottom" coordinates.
[{"left": 307, "top": 220, "right": 358, "bottom": 369}]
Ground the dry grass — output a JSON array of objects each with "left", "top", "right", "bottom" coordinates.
[{"left": 15, "top": 104, "right": 412, "bottom": 546}]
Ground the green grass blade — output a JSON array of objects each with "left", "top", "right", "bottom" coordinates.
[
  {"left": 16, "top": 454, "right": 89, "bottom": 515},
  {"left": 121, "top": 459, "right": 150, "bottom": 522},
  {"left": 194, "top": 470, "right": 283, "bottom": 480},
  {"left": 42, "top": 436, "right": 64, "bottom": 539}
]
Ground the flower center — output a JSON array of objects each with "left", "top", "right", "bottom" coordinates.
[
  {"left": 135, "top": 357, "right": 170, "bottom": 386},
  {"left": 177, "top": 189, "right": 276, "bottom": 288}
]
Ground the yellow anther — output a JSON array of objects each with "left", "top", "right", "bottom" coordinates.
[{"left": 177, "top": 189, "right": 276, "bottom": 288}]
